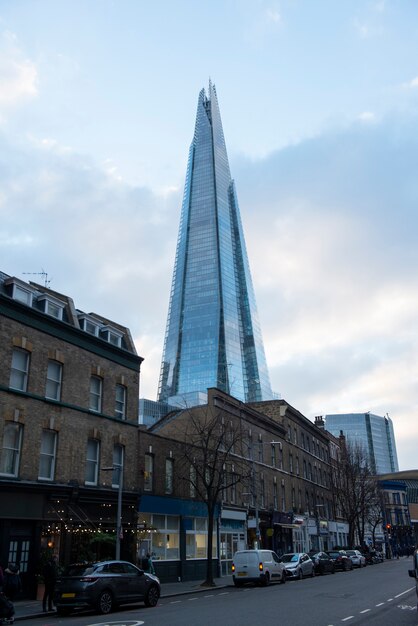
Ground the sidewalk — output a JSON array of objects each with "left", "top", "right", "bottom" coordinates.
[{"left": 12, "top": 577, "right": 230, "bottom": 621}]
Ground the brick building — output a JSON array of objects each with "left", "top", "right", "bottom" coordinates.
[
  {"left": 0, "top": 272, "right": 142, "bottom": 597},
  {"left": 134, "top": 389, "right": 346, "bottom": 581}
]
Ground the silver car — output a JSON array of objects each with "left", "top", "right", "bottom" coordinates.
[
  {"left": 280, "top": 552, "right": 315, "bottom": 579},
  {"left": 54, "top": 560, "right": 161, "bottom": 615},
  {"left": 346, "top": 549, "right": 366, "bottom": 568}
]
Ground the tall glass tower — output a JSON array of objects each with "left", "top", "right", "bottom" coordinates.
[{"left": 158, "top": 82, "right": 273, "bottom": 406}]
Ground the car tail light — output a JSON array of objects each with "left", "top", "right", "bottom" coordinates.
[
  {"left": 259, "top": 562, "right": 263, "bottom": 572},
  {"left": 79, "top": 577, "right": 99, "bottom": 582},
  {"left": 231, "top": 564, "right": 235, "bottom": 573}
]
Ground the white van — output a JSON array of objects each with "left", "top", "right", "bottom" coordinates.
[{"left": 231, "top": 549, "right": 286, "bottom": 586}]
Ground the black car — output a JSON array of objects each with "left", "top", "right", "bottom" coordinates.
[
  {"left": 326, "top": 550, "right": 353, "bottom": 571},
  {"left": 54, "top": 560, "right": 161, "bottom": 615},
  {"left": 309, "top": 551, "right": 335, "bottom": 575}
]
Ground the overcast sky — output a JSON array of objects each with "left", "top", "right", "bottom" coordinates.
[{"left": 1, "top": 0, "right": 417, "bottom": 470}]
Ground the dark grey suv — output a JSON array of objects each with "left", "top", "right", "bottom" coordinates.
[{"left": 54, "top": 560, "right": 161, "bottom": 615}]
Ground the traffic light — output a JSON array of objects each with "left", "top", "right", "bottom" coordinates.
[{"left": 386, "top": 523, "right": 391, "bottom": 530}]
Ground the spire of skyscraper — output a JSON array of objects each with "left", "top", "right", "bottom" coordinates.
[{"left": 158, "top": 82, "right": 273, "bottom": 406}]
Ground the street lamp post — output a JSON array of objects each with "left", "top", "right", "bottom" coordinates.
[{"left": 102, "top": 465, "right": 123, "bottom": 560}]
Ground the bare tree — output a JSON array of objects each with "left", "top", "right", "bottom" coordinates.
[
  {"left": 174, "top": 403, "right": 251, "bottom": 586},
  {"left": 332, "top": 440, "right": 377, "bottom": 547}
]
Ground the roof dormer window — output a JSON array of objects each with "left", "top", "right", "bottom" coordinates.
[
  {"left": 78, "top": 315, "right": 100, "bottom": 336},
  {"left": 100, "top": 325, "right": 123, "bottom": 348},
  {"left": 4, "top": 279, "right": 37, "bottom": 306},
  {"left": 37, "top": 295, "right": 65, "bottom": 320}
]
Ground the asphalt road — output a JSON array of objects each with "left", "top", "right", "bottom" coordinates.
[{"left": 20, "top": 558, "right": 417, "bottom": 626}]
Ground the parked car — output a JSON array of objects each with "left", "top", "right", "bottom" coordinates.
[
  {"left": 54, "top": 560, "right": 161, "bottom": 615},
  {"left": 346, "top": 549, "right": 366, "bottom": 568},
  {"left": 326, "top": 550, "right": 353, "bottom": 571},
  {"left": 280, "top": 553, "right": 315, "bottom": 579},
  {"left": 308, "top": 551, "right": 335, "bottom": 575},
  {"left": 231, "top": 550, "right": 286, "bottom": 587},
  {"left": 408, "top": 548, "right": 418, "bottom": 610}
]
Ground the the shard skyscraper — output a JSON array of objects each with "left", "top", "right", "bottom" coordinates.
[{"left": 158, "top": 82, "right": 273, "bottom": 406}]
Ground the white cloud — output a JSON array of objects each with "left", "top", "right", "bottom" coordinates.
[
  {"left": 358, "top": 111, "right": 376, "bottom": 122},
  {"left": 0, "top": 31, "right": 38, "bottom": 111},
  {"left": 402, "top": 76, "right": 418, "bottom": 89}
]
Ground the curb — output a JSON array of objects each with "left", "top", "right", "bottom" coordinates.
[{"left": 14, "top": 582, "right": 231, "bottom": 621}]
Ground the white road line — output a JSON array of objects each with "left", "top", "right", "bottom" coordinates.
[
  {"left": 375, "top": 602, "right": 384, "bottom": 606},
  {"left": 395, "top": 588, "right": 415, "bottom": 598},
  {"left": 342, "top": 617, "right": 354, "bottom": 622},
  {"left": 387, "top": 598, "right": 393, "bottom": 602},
  {"left": 360, "top": 609, "right": 370, "bottom": 614},
  {"left": 188, "top": 597, "right": 198, "bottom": 601},
  {"left": 219, "top": 592, "right": 229, "bottom": 595},
  {"left": 204, "top": 595, "right": 214, "bottom": 598},
  {"left": 170, "top": 600, "right": 182, "bottom": 604}
]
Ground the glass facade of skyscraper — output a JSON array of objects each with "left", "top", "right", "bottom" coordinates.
[
  {"left": 325, "top": 412, "right": 399, "bottom": 474},
  {"left": 158, "top": 82, "right": 273, "bottom": 405}
]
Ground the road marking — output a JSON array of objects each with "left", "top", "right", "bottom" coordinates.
[
  {"left": 341, "top": 617, "right": 354, "bottom": 622},
  {"left": 170, "top": 600, "right": 182, "bottom": 604},
  {"left": 376, "top": 602, "right": 384, "bottom": 606},
  {"left": 204, "top": 594, "right": 214, "bottom": 597},
  {"left": 188, "top": 597, "right": 198, "bottom": 601},
  {"left": 87, "top": 621, "right": 144, "bottom": 626},
  {"left": 360, "top": 609, "right": 370, "bottom": 614},
  {"left": 395, "top": 587, "right": 415, "bottom": 598},
  {"left": 387, "top": 598, "right": 393, "bottom": 602},
  {"left": 219, "top": 592, "right": 229, "bottom": 595}
]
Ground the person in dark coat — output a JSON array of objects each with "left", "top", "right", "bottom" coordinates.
[
  {"left": 4, "top": 563, "right": 22, "bottom": 601},
  {"left": 42, "top": 556, "right": 58, "bottom": 612}
]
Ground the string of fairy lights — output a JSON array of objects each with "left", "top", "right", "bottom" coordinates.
[{"left": 42, "top": 500, "right": 158, "bottom": 538}]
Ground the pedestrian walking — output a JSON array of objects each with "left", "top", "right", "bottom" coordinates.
[
  {"left": 42, "top": 555, "right": 58, "bottom": 612},
  {"left": 3, "top": 563, "right": 22, "bottom": 601},
  {"left": 146, "top": 553, "right": 155, "bottom": 575}
]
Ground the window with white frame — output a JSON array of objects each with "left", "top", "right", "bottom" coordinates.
[
  {"left": 140, "top": 513, "right": 180, "bottom": 560},
  {"left": 0, "top": 422, "right": 23, "bottom": 476},
  {"left": 85, "top": 439, "right": 100, "bottom": 485},
  {"left": 115, "top": 384, "right": 126, "bottom": 419},
  {"left": 38, "top": 295, "right": 65, "bottom": 320},
  {"left": 112, "top": 444, "right": 124, "bottom": 488},
  {"left": 144, "top": 454, "right": 153, "bottom": 491},
  {"left": 9, "top": 349, "right": 30, "bottom": 391},
  {"left": 45, "top": 360, "right": 62, "bottom": 400},
  {"left": 38, "top": 430, "right": 57, "bottom": 480},
  {"left": 13, "top": 285, "right": 34, "bottom": 305},
  {"left": 270, "top": 444, "right": 276, "bottom": 467},
  {"left": 165, "top": 458, "right": 174, "bottom": 494},
  {"left": 89, "top": 376, "right": 102, "bottom": 412},
  {"left": 186, "top": 517, "right": 217, "bottom": 559}
]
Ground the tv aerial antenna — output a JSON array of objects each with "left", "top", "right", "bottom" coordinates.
[{"left": 22, "top": 269, "right": 51, "bottom": 288}]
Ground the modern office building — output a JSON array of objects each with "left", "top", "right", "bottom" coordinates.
[
  {"left": 324, "top": 412, "right": 399, "bottom": 474},
  {"left": 158, "top": 82, "right": 273, "bottom": 406}
]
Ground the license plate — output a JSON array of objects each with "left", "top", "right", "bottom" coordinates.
[
  {"left": 62, "top": 593, "right": 75, "bottom": 598},
  {"left": 237, "top": 572, "right": 247, "bottom": 577}
]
